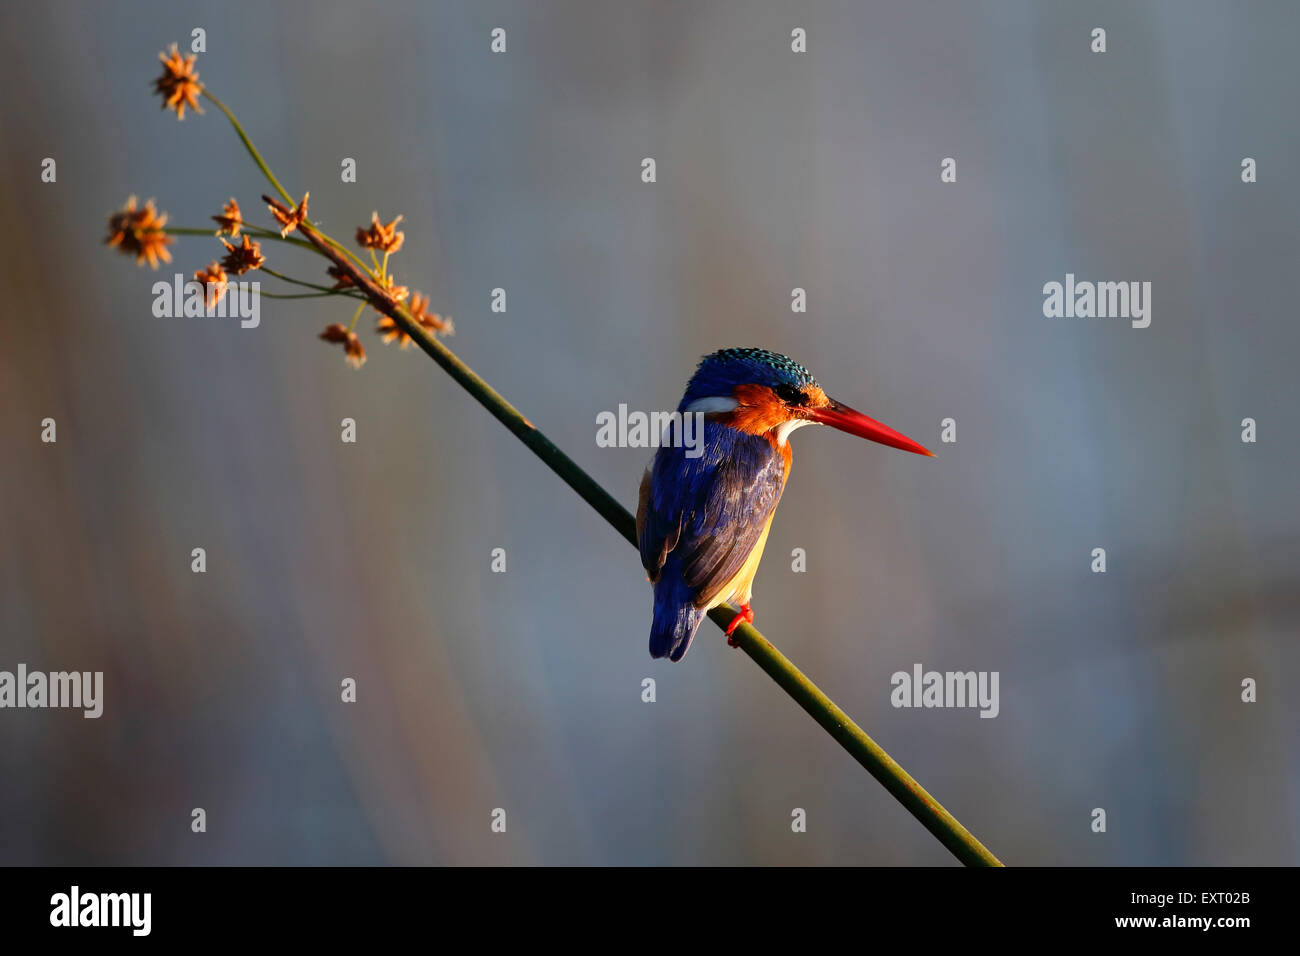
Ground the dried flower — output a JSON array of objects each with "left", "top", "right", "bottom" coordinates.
[
  {"left": 377, "top": 293, "right": 452, "bottom": 349},
  {"left": 375, "top": 273, "right": 409, "bottom": 304},
  {"left": 409, "top": 292, "right": 454, "bottom": 336},
  {"left": 267, "top": 193, "right": 309, "bottom": 237},
  {"left": 153, "top": 44, "right": 203, "bottom": 120},
  {"left": 194, "top": 261, "right": 229, "bottom": 307},
  {"left": 326, "top": 264, "right": 355, "bottom": 290},
  {"left": 375, "top": 314, "right": 413, "bottom": 348},
  {"left": 355, "top": 212, "right": 404, "bottom": 253},
  {"left": 319, "top": 324, "right": 349, "bottom": 343},
  {"left": 320, "top": 323, "right": 366, "bottom": 368},
  {"left": 105, "top": 196, "right": 174, "bottom": 268},
  {"left": 345, "top": 335, "right": 366, "bottom": 368},
  {"left": 212, "top": 198, "right": 243, "bottom": 237},
  {"left": 220, "top": 234, "right": 265, "bottom": 275}
]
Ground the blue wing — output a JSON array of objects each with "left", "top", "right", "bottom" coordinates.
[{"left": 637, "top": 423, "right": 786, "bottom": 660}]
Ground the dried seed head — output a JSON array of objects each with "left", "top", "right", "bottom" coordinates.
[
  {"left": 219, "top": 234, "right": 265, "bottom": 275},
  {"left": 194, "top": 261, "right": 229, "bottom": 307},
  {"left": 154, "top": 44, "right": 203, "bottom": 120},
  {"left": 212, "top": 198, "right": 243, "bottom": 237},
  {"left": 355, "top": 212, "right": 404, "bottom": 253},
  {"left": 105, "top": 196, "right": 174, "bottom": 268}
]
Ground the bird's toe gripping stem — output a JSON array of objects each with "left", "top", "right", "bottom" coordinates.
[{"left": 725, "top": 603, "right": 754, "bottom": 646}]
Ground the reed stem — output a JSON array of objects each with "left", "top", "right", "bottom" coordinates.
[{"left": 294, "top": 220, "right": 1004, "bottom": 867}]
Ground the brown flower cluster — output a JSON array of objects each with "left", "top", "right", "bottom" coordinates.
[
  {"left": 320, "top": 324, "right": 366, "bottom": 368},
  {"left": 375, "top": 272, "right": 409, "bottom": 305},
  {"left": 212, "top": 198, "right": 243, "bottom": 237},
  {"left": 377, "top": 292, "right": 455, "bottom": 348},
  {"left": 268, "top": 193, "right": 309, "bottom": 237},
  {"left": 220, "top": 234, "right": 265, "bottom": 275},
  {"left": 323, "top": 210, "right": 454, "bottom": 364},
  {"left": 356, "top": 212, "right": 404, "bottom": 253},
  {"left": 112, "top": 48, "right": 461, "bottom": 371},
  {"left": 194, "top": 262, "right": 229, "bottom": 307},
  {"left": 154, "top": 44, "right": 203, "bottom": 120},
  {"left": 105, "top": 196, "right": 174, "bottom": 268},
  {"left": 408, "top": 293, "right": 453, "bottom": 336}
]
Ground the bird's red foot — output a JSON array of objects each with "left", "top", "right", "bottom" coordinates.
[{"left": 725, "top": 603, "right": 754, "bottom": 646}]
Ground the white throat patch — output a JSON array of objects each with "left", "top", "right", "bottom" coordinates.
[{"left": 774, "top": 418, "right": 812, "bottom": 446}]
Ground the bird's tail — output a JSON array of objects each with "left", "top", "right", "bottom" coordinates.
[{"left": 649, "top": 573, "right": 708, "bottom": 662}]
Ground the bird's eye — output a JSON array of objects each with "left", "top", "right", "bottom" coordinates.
[{"left": 775, "top": 384, "right": 806, "bottom": 405}]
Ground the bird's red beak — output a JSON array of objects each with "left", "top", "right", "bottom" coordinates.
[{"left": 805, "top": 399, "right": 935, "bottom": 457}]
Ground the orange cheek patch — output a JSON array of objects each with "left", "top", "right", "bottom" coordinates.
[{"left": 730, "top": 384, "right": 790, "bottom": 435}]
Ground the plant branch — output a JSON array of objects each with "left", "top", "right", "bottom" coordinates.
[
  {"left": 201, "top": 89, "right": 294, "bottom": 205},
  {"left": 199, "top": 89, "right": 373, "bottom": 273},
  {"left": 168, "top": 225, "right": 318, "bottom": 251},
  {"left": 261, "top": 290, "right": 363, "bottom": 300},
  {"left": 296, "top": 220, "right": 1004, "bottom": 867},
  {"left": 261, "top": 267, "right": 362, "bottom": 297}
]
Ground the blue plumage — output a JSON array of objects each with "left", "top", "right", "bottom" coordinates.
[
  {"left": 639, "top": 420, "right": 786, "bottom": 661},
  {"left": 638, "top": 347, "right": 933, "bottom": 662}
]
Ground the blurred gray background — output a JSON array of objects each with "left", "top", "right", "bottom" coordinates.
[{"left": 0, "top": 0, "right": 1296, "bottom": 865}]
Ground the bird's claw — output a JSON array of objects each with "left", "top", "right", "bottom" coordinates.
[{"left": 725, "top": 603, "right": 754, "bottom": 646}]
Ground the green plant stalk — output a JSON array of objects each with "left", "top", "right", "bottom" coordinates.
[
  {"left": 201, "top": 89, "right": 294, "bottom": 205},
  {"left": 260, "top": 267, "right": 362, "bottom": 297},
  {"left": 261, "top": 290, "right": 361, "bottom": 300},
  {"left": 202, "top": 88, "right": 373, "bottom": 274},
  {"left": 169, "top": 225, "right": 318, "bottom": 251},
  {"left": 297, "top": 221, "right": 1003, "bottom": 867},
  {"left": 161, "top": 231, "right": 365, "bottom": 300},
  {"left": 183, "top": 77, "right": 1003, "bottom": 866}
]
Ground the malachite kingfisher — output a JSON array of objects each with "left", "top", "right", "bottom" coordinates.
[{"left": 636, "top": 348, "right": 934, "bottom": 662}]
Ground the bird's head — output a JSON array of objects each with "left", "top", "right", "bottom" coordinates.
[{"left": 679, "top": 347, "right": 934, "bottom": 456}]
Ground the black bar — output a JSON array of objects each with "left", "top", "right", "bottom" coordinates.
[{"left": 0, "top": 866, "right": 1276, "bottom": 942}]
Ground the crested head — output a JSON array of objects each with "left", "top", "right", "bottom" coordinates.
[
  {"left": 678, "top": 348, "right": 831, "bottom": 444},
  {"left": 680, "top": 348, "right": 820, "bottom": 408},
  {"left": 672, "top": 347, "right": 935, "bottom": 456},
  {"left": 671, "top": 346, "right": 933, "bottom": 455}
]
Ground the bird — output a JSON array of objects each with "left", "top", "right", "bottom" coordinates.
[{"left": 636, "top": 347, "right": 934, "bottom": 662}]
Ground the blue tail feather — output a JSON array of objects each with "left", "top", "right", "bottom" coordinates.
[{"left": 649, "top": 567, "right": 707, "bottom": 662}]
